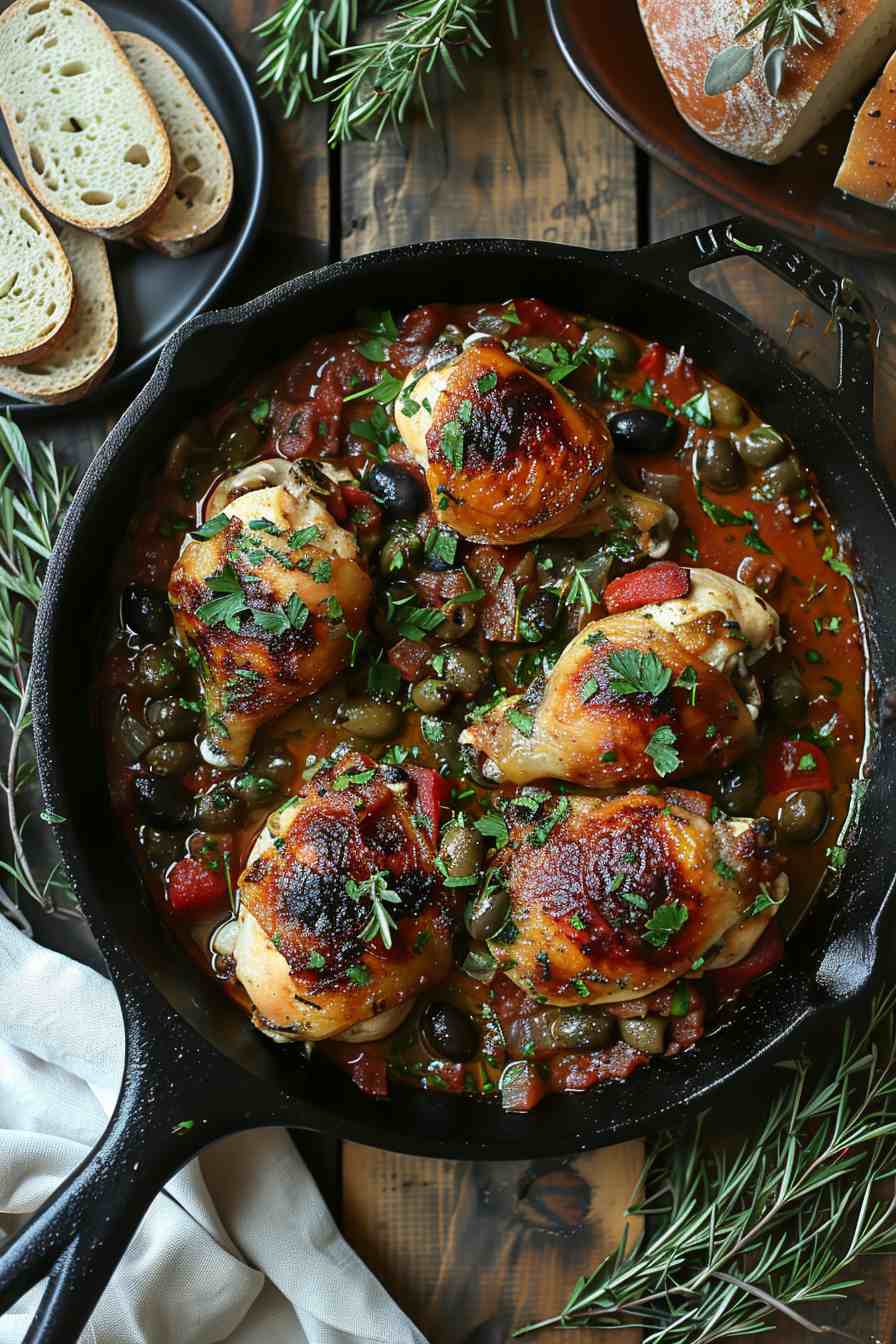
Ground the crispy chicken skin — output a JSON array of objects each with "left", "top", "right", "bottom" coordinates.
[
  {"left": 486, "top": 789, "right": 787, "bottom": 1006},
  {"left": 169, "top": 464, "right": 372, "bottom": 767},
  {"left": 394, "top": 340, "right": 612, "bottom": 545},
  {"left": 233, "top": 754, "right": 457, "bottom": 1041},
  {"left": 461, "top": 569, "right": 778, "bottom": 787}
]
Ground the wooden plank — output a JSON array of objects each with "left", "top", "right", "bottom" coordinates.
[
  {"left": 342, "top": 1144, "right": 644, "bottom": 1344},
  {"left": 339, "top": 0, "right": 637, "bottom": 254}
]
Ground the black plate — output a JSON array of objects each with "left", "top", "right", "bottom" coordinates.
[{"left": 0, "top": 0, "right": 268, "bottom": 416}]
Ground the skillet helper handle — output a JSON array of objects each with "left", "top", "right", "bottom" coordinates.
[
  {"left": 0, "top": 998, "right": 253, "bottom": 1344},
  {"left": 624, "top": 215, "right": 877, "bottom": 437}
]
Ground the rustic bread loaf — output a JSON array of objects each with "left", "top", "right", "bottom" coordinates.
[
  {"left": 0, "top": 224, "right": 117, "bottom": 403},
  {"left": 116, "top": 32, "right": 233, "bottom": 258},
  {"left": 0, "top": 159, "right": 73, "bottom": 366},
  {"left": 637, "top": 0, "right": 896, "bottom": 165},
  {"left": 0, "top": 0, "right": 171, "bottom": 239},
  {"left": 835, "top": 48, "right": 896, "bottom": 208}
]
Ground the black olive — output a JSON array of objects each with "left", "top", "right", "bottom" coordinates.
[
  {"left": 778, "top": 790, "right": 827, "bottom": 844},
  {"left": 145, "top": 696, "right": 200, "bottom": 741},
  {"left": 140, "top": 826, "right": 187, "bottom": 871},
  {"left": 122, "top": 584, "right": 171, "bottom": 645},
  {"left": 694, "top": 435, "right": 745, "bottom": 494},
  {"left": 251, "top": 745, "right": 295, "bottom": 788},
  {"left": 194, "top": 787, "right": 245, "bottom": 832},
  {"left": 519, "top": 589, "right": 560, "bottom": 639},
  {"left": 759, "top": 454, "right": 802, "bottom": 500},
  {"left": 144, "top": 741, "right": 198, "bottom": 776},
  {"left": 608, "top": 409, "right": 677, "bottom": 455},
  {"left": 716, "top": 759, "right": 763, "bottom": 816},
  {"left": 135, "top": 643, "right": 184, "bottom": 695},
  {"left": 466, "top": 879, "right": 511, "bottom": 941},
  {"left": 217, "top": 412, "right": 261, "bottom": 468},
  {"left": 420, "top": 1002, "right": 479, "bottom": 1062},
  {"left": 134, "top": 775, "right": 194, "bottom": 829},
  {"left": 366, "top": 462, "right": 428, "bottom": 519}
]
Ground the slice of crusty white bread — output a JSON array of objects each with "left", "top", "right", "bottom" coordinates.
[
  {"left": 0, "top": 159, "right": 73, "bottom": 366},
  {"left": 0, "top": 224, "right": 116, "bottom": 404},
  {"left": 638, "top": 0, "right": 896, "bottom": 165},
  {"left": 0, "top": 0, "right": 171, "bottom": 239},
  {"left": 116, "top": 32, "right": 233, "bottom": 259},
  {"left": 835, "top": 48, "right": 896, "bottom": 208}
]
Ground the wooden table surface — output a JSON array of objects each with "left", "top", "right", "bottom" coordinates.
[{"left": 23, "top": 2, "right": 896, "bottom": 1341}]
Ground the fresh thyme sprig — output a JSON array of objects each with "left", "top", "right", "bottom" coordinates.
[
  {"left": 255, "top": 0, "right": 519, "bottom": 143},
  {"left": 0, "top": 419, "right": 78, "bottom": 934},
  {"left": 705, "top": 0, "right": 826, "bottom": 99},
  {"left": 519, "top": 986, "right": 896, "bottom": 1343}
]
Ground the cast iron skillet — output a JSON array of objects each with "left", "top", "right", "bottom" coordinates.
[{"left": 2, "top": 221, "right": 895, "bottom": 1344}]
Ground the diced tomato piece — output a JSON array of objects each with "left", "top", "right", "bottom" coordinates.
[
  {"left": 711, "top": 921, "right": 785, "bottom": 1002},
  {"left": 500, "top": 1061, "right": 548, "bottom": 1112},
  {"left": 405, "top": 766, "right": 451, "bottom": 848},
  {"left": 663, "top": 351, "right": 701, "bottom": 402},
  {"left": 326, "top": 489, "right": 348, "bottom": 523},
  {"left": 603, "top": 561, "right": 690, "bottom": 614},
  {"left": 513, "top": 298, "right": 584, "bottom": 345},
  {"left": 766, "top": 739, "right": 832, "bottom": 794},
  {"left": 166, "top": 857, "right": 228, "bottom": 917},
  {"left": 341, "top": 484, "right": 383, "bottom": 538},
  {"left": 637, "top": 341, "right": 667, "bottom": 380},
  {"left": 387, "top": 637, "right": 433, "bottom": 682},
  {"left": 349, "top": 1051, "right": 389, "bottom": 1098},
  {"left": 415, "top": 568, "right": 469, "bottom": 606}
]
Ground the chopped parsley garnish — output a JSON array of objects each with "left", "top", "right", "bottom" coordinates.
[
  {"left": 506, "top": 707, "right": 534, "bottom": 737},
  {"left": 287, "top": 525, "right": 322, "bottom": 549},
  {"left": 745, "top": 883, "right": 782, "bottom": 918},
  {"left": 608, "top": 649, "right": 672, "bottom": 698},
  {"left": 250, "top": 397, "right": 271, "bottom": 426},
  {"left": 191, "top": 512, "right": 230, "bottom": 540},
  {"left": 680, "top": 389, "right": 713, "bottom": 427},
  {"left": 674, "top": 665, "right": 698, "bottom": 705},
  {"left": 398, "top": 603, "right": 446, "bottom": 641},
  {"left": 252, "top": 594, "right": 310, "bottom": 636},
  {"left": 196, "top": 565, "right": 247, "bottom": 631},
  {"left": 580, "top": 676, "right": 599, "bottom": 704},
  {"left": 823, "top": 546, "right": 854, "bottom": 580},
  {"left": 569, "top": 913, "right": 586, "bottom": 931},
  {"left": 529, "top": 796, "right": 570, "bottom": 847},
  {"left": 343, "top": 372, "right": 403, "bottom": 405},
  {"left": 477, "top": 371, "right": 497, "bottom": 393},
  {"left": 643, "top": 901, "right": 689, "bottom": 949},
  {"left": 798, "top": 752, "right": 817, "bottom": 771},
  {"left": 350, "top": 403, "right": 400, "bottom": 459},
  {"left": 421, "top": 716, "right": 446, "bottom": 745},
  {"left": 346, "top": 964, "right": 372, "bottom": 986},
  {"left": 827, "top": 845, "right": 848, "bottom": 871},
  {"left": 669, "top": 981, "right": 691, "bottom": 1016},
  {"left": 475, "top": 811, "right": 509, "bottom": 849},
  {"left": 332, "top": 767, "right": 377, "bottom": 791},
  {"left": 620, "top": 889, "right": 648, "bottom": 911},
  {"left": 645, "top": 725, "right": 681, "bottom": 777},
  {"left": 440, "top": 419, "right": 466, "bottom": 471},
  {"left": 311, "top": 558, "right": 332, "bottom": 583},
  {"left": 307, "top": 950, "right": 326, "bottom": 970},
  {"left": 425, "top": 527, "right": 458, "bottom": 567},
  {"left": 714, "top": 859, "right": 737, "bottom": 882},
  {"left": 367, "top": 659, "right": 401, "bottom": 700}
]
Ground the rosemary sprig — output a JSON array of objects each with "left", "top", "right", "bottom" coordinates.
[
  {"left": 0, "top": 419, "right": 78, "bottom": 934},
  {"left": 255, "top": 0, "right": 519, "bottom": 143},
  {"left": 705, "top": 0, "right": 825, "bottom": 99},
  {"left": 346, "top": 868, "right": 401, "bottom": 948},
  {"left": 519, "top": 986, "right": 896, "bottom": 1343}
]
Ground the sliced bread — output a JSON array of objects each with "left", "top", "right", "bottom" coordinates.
[
  {"left": 637, "top": 0, "right": 896, "bottom": 165},
  {"left": 835, "top": 49, "right": 896, "bottom": 208},
  {"left": 0, "top": 224, "right": 117, "bottom": 404},
  {"left": 0, "top": 159, "right": 73, "bottom": 366},
  {"left": 116, "top": 32, "right": 233, "bottom": 258},
  {"left": 0, "top": 0, "right": 171, "bottom": 239}
]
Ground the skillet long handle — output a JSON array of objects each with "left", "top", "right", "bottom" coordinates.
[{"left": 0, "top": 993, "right": 263, "bottom": 1343}]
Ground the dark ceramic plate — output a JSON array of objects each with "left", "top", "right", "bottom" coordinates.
[
  {"left": 0, "top": 0, "right": 268, "bottom": 416},
  {"left": 546, "top": 0, "right": 896, "bottom": 259}
]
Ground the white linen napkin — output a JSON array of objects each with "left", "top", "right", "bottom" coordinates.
[{"left": 0, "top": 916, "right": 428, "bottom": 1344}]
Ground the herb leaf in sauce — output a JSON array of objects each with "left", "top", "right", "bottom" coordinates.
[{"left": 643, "top": 900, "right": 689, "bottom": 949}]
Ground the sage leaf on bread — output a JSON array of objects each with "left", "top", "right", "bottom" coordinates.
[{"left": 704, "top": 44, "right": 755, "bottom": 96}]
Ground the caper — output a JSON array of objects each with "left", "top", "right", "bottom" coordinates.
[
  {"left": 768, "top": 667, "right": 808, "bottom": 724},
  {"left": 194, "top": 786, "right": 245, "bottom": 832},
  {"left": 467, "top": 877, "right": 511, "bottom": 941},
  {"left": 339, "top": 697, "right": 404, "bottom": 740},
  {"left": 519, "top": 590, "right": 560, "bottom": 640},
  {"left": 716, "top": 759, "right": 763, "bottom": 816},
  {"left": 233, "top": 772, "right": 279, "bottom": 806},
  {"left": 144, "top": 741, "right": 197, "bottom": 776},
  {"left": 251, "top": 744, "right": 294, "bottom": 788},
  {"left": 759, "top": 454, "right": 802, "bottom": 500},
  {"left": 708, "top": 384, "right": 746, "bottom": 429},
  {"left": 420, "top": 1001, "right": 479, "bottom": 1062},
  {"left": 694, "top": 435, "right": 745, "bottom": 494},
  {"left": 145, "top": 695, "right": 200, "bottom": 741},
  {"left": 777, "top": 789, "right": 827, "bottom": 844},
  {"left": 439, "top": 822, "right": 484, "bottom": 882},
  {"left": 438, "top": 599, "right": 478, "bottom": 642},
  {"left": 140, "top": 825, "right": 186, "bottom": 871},
  {"left": 379, "top": 523, "right": 423, "bottom": 578},
  {"left": 585, "top": 324, "right": 639, "bottom": 371},
  {"left": 737, "top": 425, "right": 787, "bottom": 469},
  {"left": 441, "top": 647, "right": 490, "bottom": 698},
  {"left": 619, "top": 1015, "right": 666, "bottom": 1054},
  {"left": 135, "top": 642, "right": 184, "bottom": 695},
  {"left": 412, "top": 678, "right": 455, "bottom": 713},
  {"left": 217, "top": 412, "right": 261, "bottom": 467}
]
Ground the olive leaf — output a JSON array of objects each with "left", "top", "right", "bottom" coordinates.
[
  {"left": 704, "top": 43, "right": 754, "bottom": 96},
  {"left": 764, "top": 45, "right": 787, "bottom": 97}
]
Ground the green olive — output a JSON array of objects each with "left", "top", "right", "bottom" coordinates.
[
  {"left": 467, "top": 876, "right": 511, "bottom": 941},
  {"left": 777, "top": 790, "right": 827, "bottom": 844},
  {"left": 194, "top": 786, "right": 245, "bottom": 832},
  {"left": 145, "top": 695, "right": 200, "bottom": 741},
  {"left": 695, "top": 435, "right": 745, "bottom": 494},
  {"left": 716, "top": 759, "right": 763, "bottom": 816},
  {"left": 233, "top": 772, "right": 279, "bottom": 806},
  {"left": 585, "top": 324, "right": 639, "bottom": 372},
  {"left": 759, "top": 454, "right": 802, "bottom": 500},
  {"left": 619, "top": 1015, "right": 666, "bottom": 1054},
  {"left": 438, "top": 599, "right": 478, "bottom": 642},
  {"left": 441, "top": 646, "right": 490, "bottom": 698},
  {"left": 217, "top": 412, "right": 261, "bottom": 468},
  {"left": 412, "top": 678, "right": 455, "bottom": 713},
  {"left": 768, "top": 667, "right": 808, "bottom": 725},
  {"left": 506, "top": 1006, "right": 615, "bottom": 1058},
  {"left": 144, "top": 740, "right": 197, "bottom": 776},
  {"left": 339, "top": 697, "right": 404, "bottom": 740},
  {"left": 379, "top": 523, "right": 423, "bottom": 578},
  {"left": 737, "top": 425, "right": 787, "bottom": 469},
  {"left": 708, "top": 384, "right": 746, "bottom": 429},
  {"left": 421, "top": 716, "right": 466, "bottom": 775},
  {"left": 439, "top": 821, "right": 484, "bottom": 882},
  {"left": 140, "top": 825, "right": 186, "bottom": 871},
  {"left": 250, "top": 744, "right": 294, "bottom": 788},
  {"left": 135, "top": 643, "right": 184, "bottom": 695}
]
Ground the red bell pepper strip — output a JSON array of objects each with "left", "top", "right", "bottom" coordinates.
[
  {"left": 405, "top": 765, "right": 451, "bottom": 849},
  {"left": 603, "top": 562, "right": 690, "bottom": 614},
  {"left": 766, "top": 740, "right": 832, "bottom": 795},
  {"left": 711, "top": 920, "right": 785, "bottom": 1002},
  {"left": 166, "top": 857, "right": 229, "bottom": 917},
  {"left": 636, "top": 341, "right": 667, "bottom": 381}
]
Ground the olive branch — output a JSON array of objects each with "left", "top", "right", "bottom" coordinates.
[{"left": 705, "top": 0, "right": 826, "bottom": 99}]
